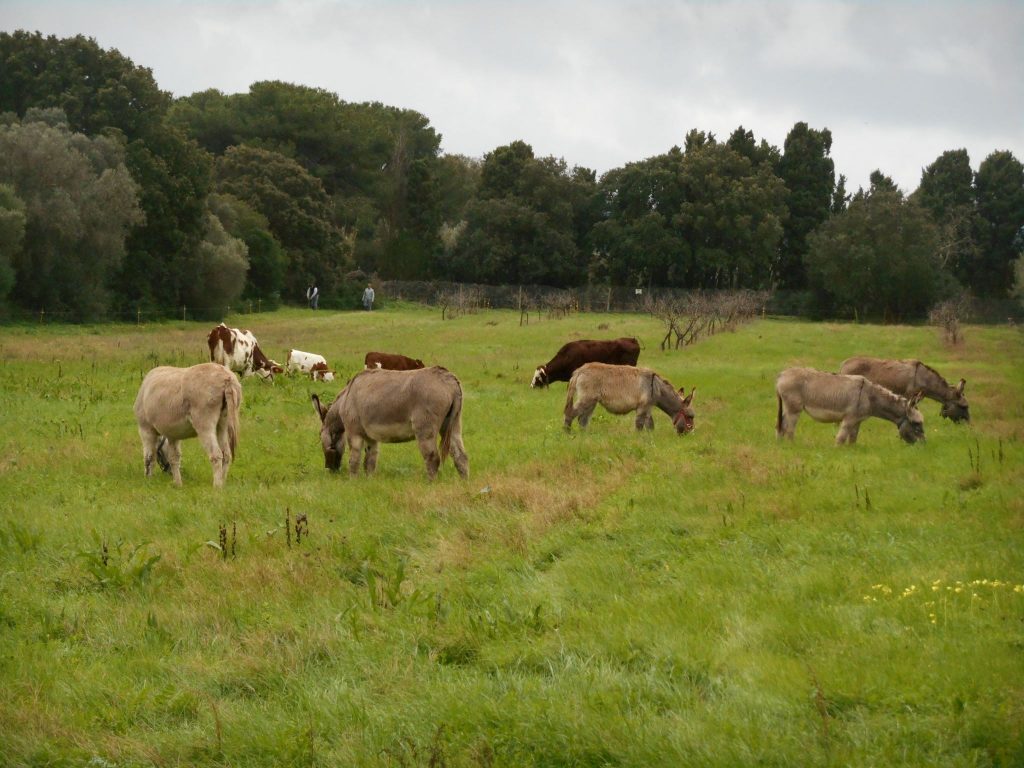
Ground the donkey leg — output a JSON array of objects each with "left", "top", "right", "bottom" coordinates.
[
  {"left": 415, "top": 433, "right": 442, "bottom": 480},
  {"left": 139, "top": 427, "right": 160, "bottom": 477},
  {"left": 635, "top": 408, "right": 654, "bottom": 431},
  {"left": 836, "top": 419, "right": 861, "bottom": 445},
  {"left": 449, "top": 431, "right": 470, "bottom": 479},
  {"left": 164, "top": 440, "right": 184, "bottom": 486},
  {"left": 197, "top": 429, "right": 226, "bottom": 486},
  {"left": 363, "top": 440, "right": 379, "bottom": 474},
  {"left": 347, "top": 435, "right": 364, "bottom": 476},
  {"left": 779, "top": 408, "right": 799, "bottom": 440},
  {"left": 216, "top": 425, "right": 233, "bottom": 483},
  {"left": 576, "top": 399, "right": 599, "bottom": 430}
]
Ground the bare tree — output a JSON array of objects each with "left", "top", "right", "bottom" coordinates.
[{"left": 928, "top": 295, "right": 971, "bottom": 345}]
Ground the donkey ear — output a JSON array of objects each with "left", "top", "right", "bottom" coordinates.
[
  {"left": 310, "top": 393, "right": 327, "bottom": 422},
  {"left": 956, "top": 378, "right": 966, "bottom": 396},
  {"left": 681, "top": 386, "right": 696, "bottom": 404},
  {"left": 909, "top": 390, "right": 924, "bottom": 408}
]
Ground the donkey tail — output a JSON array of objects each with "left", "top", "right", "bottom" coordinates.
[
  {"left": 223, "top": 377, "right": 242, "bottom": 460},
  {"left": 439, "top": 383, "right": 463, "bottom": 463},
  {"left": 775, "top": 393, "right": 783, "bottom": 437},
  {"left": 564, "top": 372, "right": 579, "bottom": 424}
]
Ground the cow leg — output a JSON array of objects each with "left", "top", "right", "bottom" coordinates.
[
  {"left": 196, "top": 429, "right": 226, "bottom": 486},
  {"left": 139, "top": 426, "right": 160, "bottom": 477},
  {"left": 363, "top": 441, "right": 379, "bottom": 474}
]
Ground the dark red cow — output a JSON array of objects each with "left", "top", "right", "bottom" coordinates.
[
  {"left": 364, "top": 351, "right": 425, "bottom": 371},
  {"left": 531, "top": 337, "right": 640, "bottom": 388}
]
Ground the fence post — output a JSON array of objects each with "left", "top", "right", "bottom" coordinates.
[
  {"left": 39, "top": 308, "right": 44, "bottom": 324},
  {"left": 137, "top": 307, "right": 142, "bottom": 326},
  {"left": 182, "top": 305, "right": 187, "bottom": 322},
  {"left": 606, "top": 286, "right": 612, "bottom": 313},
  {"left": 257, "top": 298, "right": 262, "bottom": 313}
]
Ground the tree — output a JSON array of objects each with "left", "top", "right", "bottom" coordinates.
[
  {"left": 913, "top": 149, "right": 977, "bottom": 283},
  {"left": 777, "top": 122, "right": 836, "bottom": 289},
  {"left": 0, "top": 183, "right": 24, "bottom": 306},
  {"left": 972, "top": 150, "right": 1024, "bottom": 297},
  {"left": 180, "top": 204, "right": 250, "bottom": 319},
  {"left": 216, "top": 145, "right": 352, "bottom": 299},
  {"left": 0, "top": 111, "right": 142, "bottom": 320},
  {"left": 0, "top": 32, "right": 214, "bottom": 316},
  {"left": 806, "top": 188, "right": 942, "bottom": 320},
  {"left": 449, "top": 141, "right": 594, "bottom": 286},
  {"left": 207, "top": 193, "right": 286, "bottom": 301}
]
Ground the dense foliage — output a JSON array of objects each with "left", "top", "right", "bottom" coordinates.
[{"left": 1, "top": 31, "right": 1022, "bottom": 320}]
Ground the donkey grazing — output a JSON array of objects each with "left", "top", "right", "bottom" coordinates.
[
  {"left": 839, "top": 356, "right": 969, "bottom": 423},
  {"left": 564, "top": 362, "right": 695, "bottom": 434},
  {"left": 311, "top": 366, "right": 469, "bottom": 480},
  {"left": 776, "top": 367, "right": 924, "bottom": 445},
  {"left": 134, "top": 363, "right": 242, "bottom": 486}
]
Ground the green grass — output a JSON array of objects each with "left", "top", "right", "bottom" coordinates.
[{"left": 0, "top": 305, "right": 1022, "bottom": 767}]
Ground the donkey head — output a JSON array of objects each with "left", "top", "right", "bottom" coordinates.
[
  {"left": 311, "top": 392, "right": 344, "bottom": 471},
  {"left": 940, "top": 378, "right": 970, "bottom": 423},
  {"left": 672, "top": 387, "right": 697, "bottom": 435},
  {"left": 898, "top": 391, "right": 926, "bottom": 444}
]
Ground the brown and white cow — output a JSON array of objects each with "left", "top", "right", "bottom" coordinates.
[
  {"left": 532, "top": 337, "right": 640, "bottom": 388},
  {"left": 286, "top": 349, "right": 335, "bottom": 382},
  {"left": 207, "top": 324, "right": 284, "bottom": 382},
  {"left": 364, "top": 351, "right": 425, "bottom": 371}
]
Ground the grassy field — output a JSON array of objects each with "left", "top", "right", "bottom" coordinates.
[{"left": 0, "top": 305, "right": 1022, "bottom": 767}]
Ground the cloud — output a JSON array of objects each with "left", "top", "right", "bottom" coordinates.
[{"left": 3, "top": 0, "right": 1022, "bottom": 192}]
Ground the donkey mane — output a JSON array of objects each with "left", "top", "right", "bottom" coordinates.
[{"left": 912, "top": 360, "right": 949, "bottom": 389}]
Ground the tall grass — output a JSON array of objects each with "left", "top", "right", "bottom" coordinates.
[{"left": 0, "top": 306, "right": 1021, "bottom": 766}]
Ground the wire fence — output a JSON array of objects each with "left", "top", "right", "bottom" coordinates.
[{"left": 0, "top": 298, "right": 278, "bottom": 325}]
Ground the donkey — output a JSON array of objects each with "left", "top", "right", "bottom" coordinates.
[
  {"left": 311, "top": 366, "right": 469, "bottom": 480},
  {"left": 134, "top": 363, "right": 242, "bottom": 486},
  {"left": 839, "top": 356, "right": 969, "bottom": 423},
  {"left": 776, "top": 367, "right": 925, "bottom": 445},
  {"left": 564, "top": 362, "right": 695, "bottom": 434}
]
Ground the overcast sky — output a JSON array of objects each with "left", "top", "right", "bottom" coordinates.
[{"left": 3, "top": 1, "right": 1022, "bottom": 193}]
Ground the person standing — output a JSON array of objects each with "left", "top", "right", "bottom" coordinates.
[
  {"left": 362, "top": 283, "right": 375, "bottom": 311},
  {"left": 307, "top": 284, "right": 319, "bottom": 309}
]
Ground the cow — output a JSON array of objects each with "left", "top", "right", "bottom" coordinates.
[
  {"left": 207, "top": 324, "right": 283, "bottom": 382},
  {"left": 364, "top": 351, "right": 425, "bottom": 371},
  {"left": 286, "top": 349, "right": 335, "bottom": 382},
  {"left": 134, "top": 363, "right": 242, "bottom": 487},
  {"left": 532, "top": 337, "right": 641, "bottom": 388}
]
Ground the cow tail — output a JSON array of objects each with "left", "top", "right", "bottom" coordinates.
[
  {"left": 223, "top": 377, "right": 242, "bottom": 460},
  {"left": 439, "top": 382, "right": 463, "bottom": 463}
]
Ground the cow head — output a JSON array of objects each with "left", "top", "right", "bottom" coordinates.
[
  {"left": 898, "top": 391, "right": 926, "bottom": 444},
  {"left": 672, "top": 387, "right": 697, "bottom": 435},
  {"left": 310, "top": 362, "right": 335, "bottom": 382},
  {"left": 940, "top": 378, "right": 970, "bottom": 423},
  {"left": 311, "top": 392, "right": 344, "bottom": 470},
  {"left": 531, "top": 366, "right": 549, "bottom": 388}
]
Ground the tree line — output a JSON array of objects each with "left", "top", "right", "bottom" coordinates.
[{"left": 1, "top": 31, "right": 1022, "bottom": 322}]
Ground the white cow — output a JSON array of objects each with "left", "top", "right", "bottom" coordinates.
[
  {"left": 207, "top": 324, "right": 283, "bottom": 381},
  {"left": 286, "top": 349, "right": 335, "bottom": 382}
]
